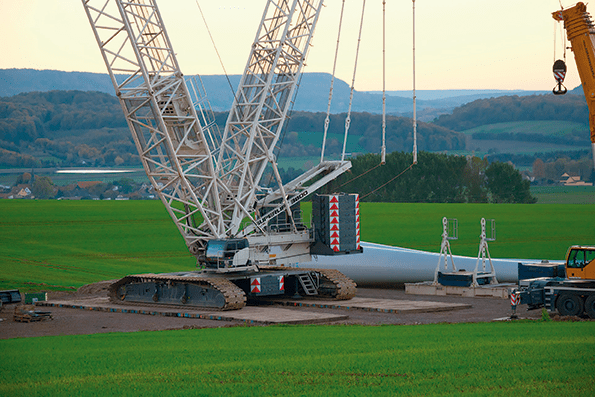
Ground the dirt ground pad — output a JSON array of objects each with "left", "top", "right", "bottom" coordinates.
[{"left": 0, "top": 286, "right": 545, "bottom": 339}]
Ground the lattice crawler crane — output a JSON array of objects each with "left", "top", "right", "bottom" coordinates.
[{"left": 82, "top": 0, "right": 360, "bottom": 310}]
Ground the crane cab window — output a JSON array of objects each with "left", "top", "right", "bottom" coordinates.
[
  {"left": 205, "top": 239, "right": 249, "bottom": 261},
  {"left": 205, "top": 240, "right": 227, "bottom": 260},
  {"left": 568, "top": 249, "right": 595, "bottom": 269}
]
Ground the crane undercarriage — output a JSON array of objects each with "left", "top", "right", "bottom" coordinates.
[{"left": 109, "top": 268, "right": 357, "bottom": 311}]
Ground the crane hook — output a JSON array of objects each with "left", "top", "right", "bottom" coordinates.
[{"left": 553, "top": 59, "right": 568, "bottom": 95}]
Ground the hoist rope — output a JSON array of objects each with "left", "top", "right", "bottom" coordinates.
[
  {"left": 360, "top": 162, "right": 415, "bottom": 200},
  {"left": 554, "top": 21, "right": 558, "bottom": 62},
  {"left": 381, "top": 0, "right": 386, "bottom": 165},
  {"left": 341, "top": 0, "right": 367, "bottom": 162},
  {"left": 339, "top": 162, "right": 383, "bottom": 188},
  {"left": 553, "top": 14, "right": 567, "bottom": 62},
  {"left": 342, "top": 1, "right": 418, "bottom": 199},
  {"left": 321, "top": 0, "right": 346, "bottom": 163},
  {"left": 195, "top": 1, "right": 236, "bottom": 97},
  {"left": 412, "top": 0, "right": 418, "bottom": 164}
]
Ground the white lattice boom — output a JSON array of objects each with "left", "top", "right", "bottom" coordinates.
[
  {"left": 217, "top": 0, "right": 324, "bottom": 235},
  {"left": 83, "top": 0, "right": 352, "bottom": 260},
  {"left": 82, "top": 0, "right": 225, "bottom": 254}
]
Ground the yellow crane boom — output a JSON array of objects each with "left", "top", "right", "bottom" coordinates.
[{"left": 553, "top": 2, "right": 595, "bottom": 167}]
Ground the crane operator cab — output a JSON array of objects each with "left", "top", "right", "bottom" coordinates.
[
  {"left": 566, "top": 246, "right": 595, "bottom": 279},
  {"left": 202, "top": 238, "right": 251, "bottom": 272}
]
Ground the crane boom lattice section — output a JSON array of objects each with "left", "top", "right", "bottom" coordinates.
[
  {"left": 82, "top": 0, "right": 225, "bottom": 253},
  {"left": 217, "top": 0, "right": 324, "bottom": 235}
]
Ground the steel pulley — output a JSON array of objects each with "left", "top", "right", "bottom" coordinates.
[{"left": 553, "top": 59, "right": 568, "bottom": 95}]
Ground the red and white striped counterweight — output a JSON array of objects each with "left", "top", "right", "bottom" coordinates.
[
  {"left": 355, "top": 194, "right": 360, "bottom": 250},
  {"left": 329, "top": 195, "right": 340, "bottom": 252}
]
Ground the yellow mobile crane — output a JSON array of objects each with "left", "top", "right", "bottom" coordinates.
[
  {"left": 553, "top": 2, "right": 595, "bottom": 168},
  {"left": 513, "top": 246, "right": 595, "bottom": 318}
]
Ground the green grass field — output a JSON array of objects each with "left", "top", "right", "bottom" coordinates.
[
  {"left": 531, "top": 185, "right": 595, "bottom": 204},
  {"left": 1, "top": 200, "right": 594, "bottom": 396},
  {"left": 0, "top": 200, "right": 193, "bottom": 292},
  {"left": 461, "top": 120, "right": 589, "bottom": 137},
  {"left": 1, "top": 200, "right": 593, "bottom": 292},
  {"left": 1, "top": 322, "right": 593, "bottom": 396},
  {"left": 457, "top": 121, "right": 591, "bottom": 157}
]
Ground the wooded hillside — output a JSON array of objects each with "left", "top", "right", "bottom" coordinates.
[
  {"left": 0, "top": 91, "right": 464, "bottom": 168},
  {"left": 433, "top": 94, "right": 588, "bottom": 131}
]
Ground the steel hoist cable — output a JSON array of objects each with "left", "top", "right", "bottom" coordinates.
[
  {"left": 360, "top": 162, "right": 415, "bottom": 200},
  {"left": 321, "top": 0, "right": 346, "bottom": 163},
  {"left": 195, "top": 1, "right": 236, "bottom": 97},
  {"left": 338, "top": 162, "right": 382, "bottom": 188},
  {"left": 342, "top": 0, "right": 419, "bottom": 198},
  {"left": 381, "top": 0, "right": 387, "bottom": 165},
  {"left": 341, "top": 0, "right": 367, "bottom": 162}
]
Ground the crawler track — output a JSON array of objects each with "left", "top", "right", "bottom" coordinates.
[
  {"left": 314, "top": 268, "right": 357, "bottom": 300},
  {"left": 108, "top": 274, "right": 246, "bottom": 311}
]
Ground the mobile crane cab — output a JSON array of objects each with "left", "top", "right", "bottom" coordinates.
[{"left": 566, "top": 246, "right": 595, "bottom": 279}]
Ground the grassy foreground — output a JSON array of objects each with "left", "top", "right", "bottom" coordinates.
[
  {"left": 1, "top": 200, "right": 594, "bottom": 291},
  {"left": 1, "top": 322, "right": 593, "bottom": 396}
]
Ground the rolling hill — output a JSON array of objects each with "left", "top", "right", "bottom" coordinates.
[{"left": 0, "top": 68, "right": 549, "bottom": 117}]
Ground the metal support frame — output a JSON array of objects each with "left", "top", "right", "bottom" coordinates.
[
  {"left": 473, "top": 218, "right": 498, "bottom": 287},
  {"left": 433, "top": 217, "right": 458, "bottom": 285}
]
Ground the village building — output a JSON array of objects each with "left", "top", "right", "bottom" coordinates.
[{"left": 559, "top": 172, "right": 593, "bottom": 186}]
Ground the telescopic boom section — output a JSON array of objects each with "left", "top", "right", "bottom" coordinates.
[
  {"left": 217, "top": 0, "right": 324, "bottom": 235},
  {"left": 553, "top": 2, "right": 595, "bottom": 167},
  {"left": 82, "top": 0, "right": 225, "bottom": 254}
]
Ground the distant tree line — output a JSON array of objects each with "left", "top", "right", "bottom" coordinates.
[
  {"left": 6, "top": 152, "right": 536, "bottom": 204},
  {"left": 532, "top": 157, "right": 595, "bottom": 183},
  {"left": 485, "top": 149, "right": 591, "bottom": 167},
  {"left": 0, "top": 91, "right": 134, "bottom": 167},
  {"left": 0, "top": 90, "right": 587, "bottom": 194},
  {"left": 215, "top": 111, "right": 466, "bottom": 155},
  {"left": 282, "top": 111, "right": 466, "bottom": 154},
  {"left": 433, "top": 94, "right": 588, "bottom": 131},
  {"left": 0, "top": 90, "right": 126, "bottom": 143},
  {"left": 324, "top": 151, "right": 536, "bottom": 204}
]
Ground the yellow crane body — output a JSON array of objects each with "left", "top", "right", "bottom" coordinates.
[{"left": 554, "top": 2, "right": 595, "bottom": 166}]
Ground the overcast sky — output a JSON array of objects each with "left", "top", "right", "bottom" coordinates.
[{"left": 0, "top": 0, "right": 584, "bottom": 92}]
